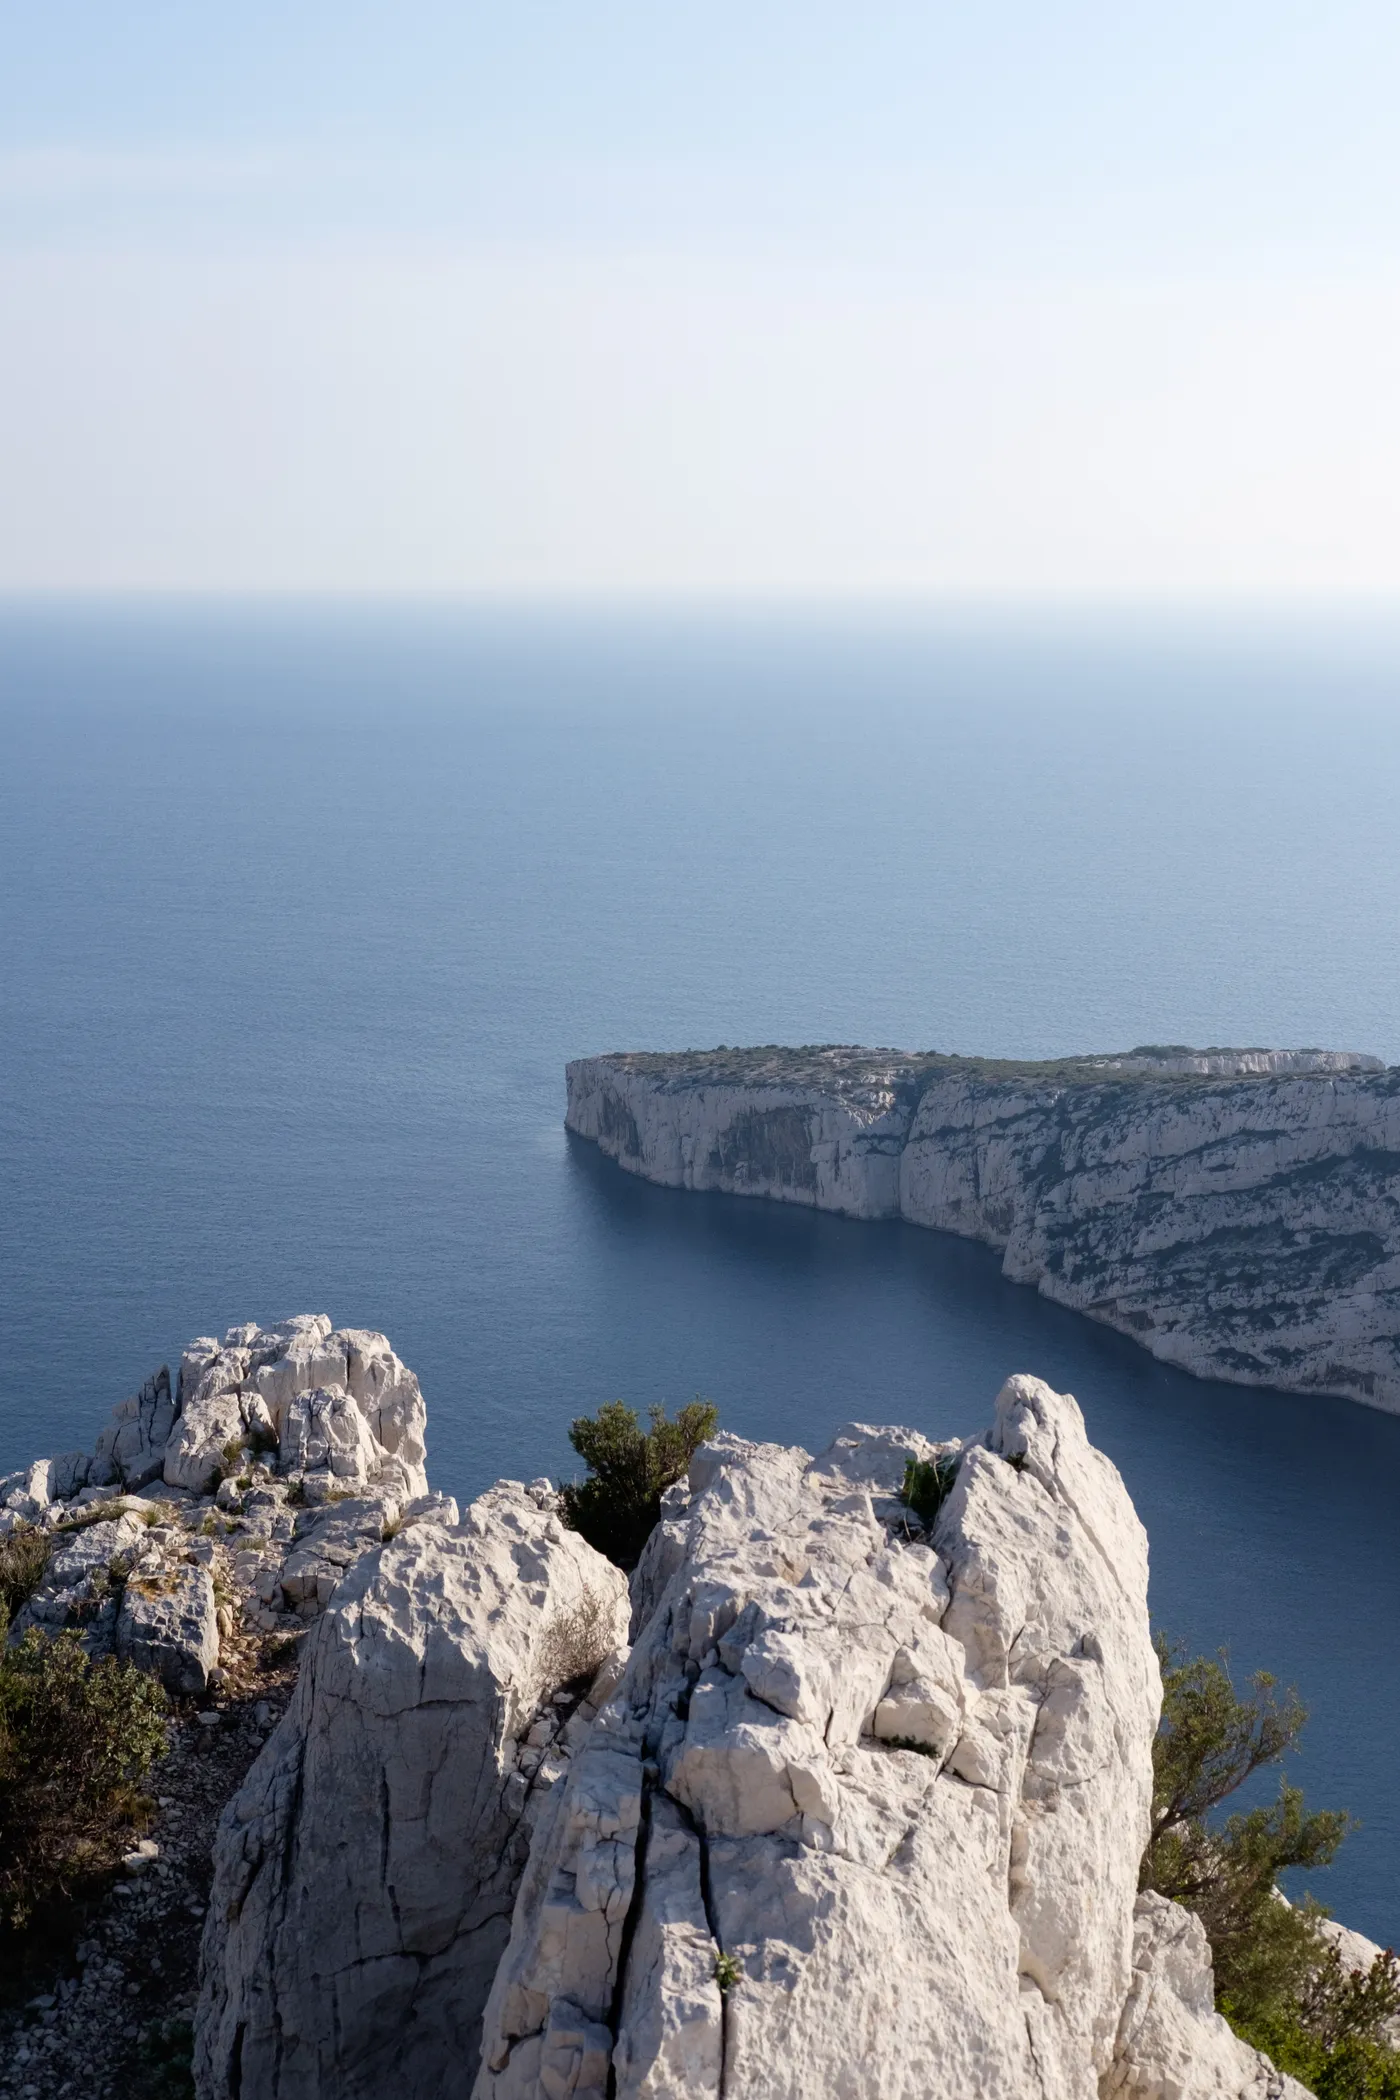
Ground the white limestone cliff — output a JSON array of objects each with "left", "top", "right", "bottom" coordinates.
[
  {"left": 1, "top": 1316, "right": 436, "bottom": 1695},
  {"left": 468, "top": 1375, "right": 1305, "bottom": 2100},
  {"left": 565, "top": 1046, "right": 1400, "bottom": 1413},
  {"left": 0, "top": 1325, "right": 1331, "bottom": 2096},
  {"left": 195, "top": 1483, "right": 631, "bottom": 2100},
  {"left": 182, "top": 1368, "right": 1306, "bottom": 2099}
]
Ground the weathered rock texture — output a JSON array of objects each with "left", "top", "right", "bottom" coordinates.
[
  {"left": 195, "top": 1484, "right": 631, "bottom": 2100},
  {"left": 3, "top": 1317, "right": 440, "bottom": 1697},
  {"left": 471, "top": 1378, "right": 1303, "bottom": 2100},
  {"left": 0, "top": 1317, "right": 1325, "bottom": 2098},
  {"left": 566, "top": 1045, "right": 1400, "bottom": 1412}
]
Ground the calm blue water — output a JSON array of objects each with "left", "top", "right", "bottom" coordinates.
[{"left": 4, "top": 602, "right": 1400, "bottom": 1935}]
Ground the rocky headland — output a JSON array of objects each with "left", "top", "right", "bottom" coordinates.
[
  {"left": 565, "top": 1044, "right": 1400, "bottom": 1412},
  {"left": 5, "top": 1312, "right": 1385, "bottom": 2097}
]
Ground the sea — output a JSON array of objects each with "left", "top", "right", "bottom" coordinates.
[{"left": 3, "top": 601, "right": 1400, "bottom": 1936}]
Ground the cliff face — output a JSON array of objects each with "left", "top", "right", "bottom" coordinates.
[
  {"left": 565, "top": 1046, "right": 1400, "bottom": 1412},
  {"left": 1, "top": 1314, "right": 1314, "bottom": 2096},
  {"left": 195, "top": 1374, "right": 1307, "bottom": 2100}
]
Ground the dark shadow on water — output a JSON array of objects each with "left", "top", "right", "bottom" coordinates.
[{"left": 563, "top": 1133, "right": 1400, "bottom": 1940}]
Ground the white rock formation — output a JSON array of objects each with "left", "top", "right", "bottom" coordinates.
[
  {"left": 3, "top": 1317, "right": 437, "bottom": 1714},
  {"left": 0, "top": 1321, "right": 1337, "bottom": 2097},
  {"left": 472, "top": 1377, "right": 1302, "bottom": 2100},
  {"left": 1108, "top": 1893, "right": 1307, "bottom": 2098},
  {"left": 92, "top": 1366, "right": 176, "bottom": 1488},
  {"left": 170, "top": 1317, "right": 428, "bottom": 1499},
  {"left": 116, "top": 1558, "right": 220, "bottom": 1694},
  {"left": 566, "top": 1046, "right": 1400, "bottom": 1412},
  {"left": 11, "top": 1512, "right": 150, "bottom": 1645},
  {"left": 195, "top": 1483, "right": 631, "bottom": 2100}
]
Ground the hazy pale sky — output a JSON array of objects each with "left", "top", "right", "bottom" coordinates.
[{"left": 4, "top": 3, "right": 1400, "bottom": 597}]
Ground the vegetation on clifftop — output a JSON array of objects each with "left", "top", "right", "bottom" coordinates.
[
  {"left": 0, "top": 1631, "right": 167, "bottom": 1932},
  {"left": 590, "top": 1043, "right": 1393, "bottom": 1092},
  {"left": 1144, "top": 1637, "right": 1400, "bottom": 2097},
  {"left": 558, "top": 1398, "right": 719, "bottom": 1568}
]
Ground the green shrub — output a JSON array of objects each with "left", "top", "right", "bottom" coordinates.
[
  {"left": 713, "top": 1950, "right": 742, "bottom": 1993},
  {"left": 899, "top": 1454, "right": 959, "bottom": 1526},
  {"left": 135, "top": 2014, "right": 195, "bottom": 2099},
  {"left": 1144, "top": 1636, "right": 1397, "bottom": 2092},
  {"left": 0, "top": 1528, "right": 50, "bottom": 1636},
  {"left": 559, "top": 1399, "right": 718, "bottom": 1568},
  {"left": 0, "top": 1631, "right": 167, "bottom": 1928}
]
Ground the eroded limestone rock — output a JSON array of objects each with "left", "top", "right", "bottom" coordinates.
[
  {"left": 92, "top": 1366, "right": 176, "bottom": 1489},
  {"left": 1106, "top": 1892, "right": 1312, "bottom": 2099},
  {"left": 194, "top": 1483, "right": 630, "bottom": 2100},
  {"left": 475, "top": 1379, "right": 1293, "bottom": 2100},
  {"left": 116, "top": 1558, "right": 219, "bottom": 1695}
]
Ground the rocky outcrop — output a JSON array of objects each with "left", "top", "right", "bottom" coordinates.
[
  {"left": 195, "top": 1483, "right": 630, "bottom": 2100},
  {"left": 1108, "top": 1892, "right": 1304, "bottom": 2097},
  {"left": 566, "top": 1045, "right": 1400, "bottom": 1413},
  {"left": 467, "top": 1377, "right": 1303, "bottom": 2100},
  {"left": 3, "top": 1317, "right": 439, "bottom": 1704},
  {"left": 170, "top": 1316, "right": 428, "bottom": 1500},
  {"left": 0, "top": 1320, "right": 1330, "bottom": 2097},
  {"left": 92, "top": 1366, "right": 176, "bottom": 1489}
]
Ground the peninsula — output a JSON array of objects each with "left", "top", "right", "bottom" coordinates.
[{"left": 565, "top": 1044, "right": 1400, "bottom": 1411}]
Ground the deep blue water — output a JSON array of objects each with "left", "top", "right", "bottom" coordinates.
[{"left": 3, "top": 602, "right": 1400, "bottom": 1935}]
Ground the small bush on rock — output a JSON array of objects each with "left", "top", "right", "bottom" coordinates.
[
  {"left": 0, "top": 1527, "right": 50, "bottom": 1635},
  {"left": 135, "top": 2013, "right": 195, "bottom": 2098},
  {"left": 899, "top": 1454, "right": 959, "bottom": 1526},
  {"left": 0, "top": 1631, "right": 168, "bottom": 1928},
  {"left": 1143, "top": 1636, "right": 1397, "bottom": 2094},
  {"left": 537, "top": 1586, "right": 613, "bottom": 1692},
  {"left": 713, "top": 1951, "right": 742, "bottom": 1994},
  {"left": 559, "top": 1399, "right": 718, "bottom": 1568}
]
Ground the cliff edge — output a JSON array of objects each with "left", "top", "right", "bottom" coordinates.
[{"left": 565, "top": 1045, "right": 1400, "bottom": 1412}]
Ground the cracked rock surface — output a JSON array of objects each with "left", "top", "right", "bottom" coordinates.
[
  {"left": 474, "top": 1377, "right": 1305, "bottom": 2100},
  {"left": 195, "top": 1482, "right": 630, "bottom": 2100},
  {"left": 0, "top": 1321, "right": 1318, "bottom": 2099}
]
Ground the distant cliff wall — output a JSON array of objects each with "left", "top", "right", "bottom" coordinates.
[{"left": 565, "top": 1046, "right": 1400, "bottom": 1412}]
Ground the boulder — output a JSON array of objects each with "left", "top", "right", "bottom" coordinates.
[
  {"left": 165, "top": 1351, "right": 252, "bottom": 1493},
  {"left": 48, "top": 1450, "right": 92, "bottom": 1501},
  {"left": 334, "top": 1329, "right": 429, "bottom": 1487},
  {"left": 195, "top": 1483, "right": 630, "bottom": 2100},
  {"left": 116, "top": 1560, "right": 220, "bottom": 1694},
  {"left": 277, "top": 1495, "right": 399, "bottom": 1617},
  {"left": 0, "top": 1459, "right": 54, "bottom": 1520},
  {"left": 10, "top": 1513, "right": 147, "bottom": 1642}
]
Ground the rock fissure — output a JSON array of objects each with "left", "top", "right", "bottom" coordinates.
[{"left": 604, "top": 1775, "right": 655, "bottom": 2100}]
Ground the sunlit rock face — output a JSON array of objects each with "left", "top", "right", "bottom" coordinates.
[
  {"left": 566, "top": 1045, "right": 1400, "bottom": 1412},
  {"left": 196, "top": 1484, "right": 630, "bottom": 2100},
  {"left": 177, "top": 1355, "right": 1306, "bottom": 2099},
  {"left": 472, "top": 1378, "right": 1304, "bottom": 2100}
]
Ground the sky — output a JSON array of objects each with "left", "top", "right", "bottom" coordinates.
[{"left": 3, "top": 4, "right": 1400, "bottom": 598}]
